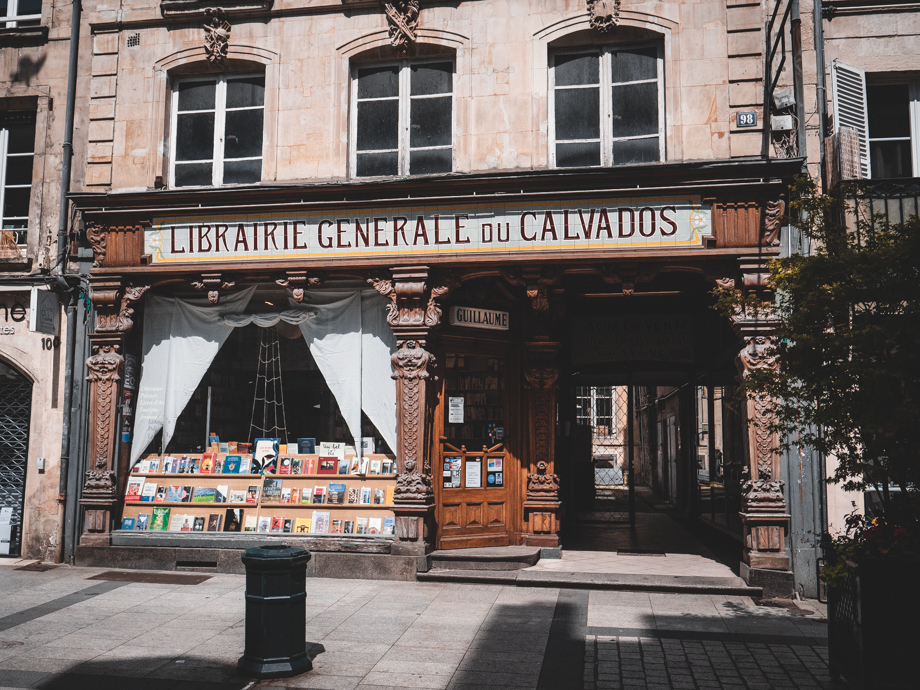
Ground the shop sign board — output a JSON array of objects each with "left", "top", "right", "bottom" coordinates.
[
  {"left": 145, "top": 196, "right": 711, "bottom": 264},
  {"left": 29, "top": 288, "right": 60, "bottom": 336},
  {"left": 571, "top": 314, "right": 695, "bottom": 365},
  {"left": 449, "top": 306, "right": 509, "bottom": 331}
]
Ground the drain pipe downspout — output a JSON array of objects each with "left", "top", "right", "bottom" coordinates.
[
  {"left": 813, "top": 0, "right": 828, "bottom": 191},
  {"left": 53, "top": 0, "right": 83, "bottom": 564}
]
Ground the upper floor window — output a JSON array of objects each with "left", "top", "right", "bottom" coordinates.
[
  {"left": 550, "top": 45, "right": 664, "bottom": 168},
  {"left": 0, "top": 111, "right": 35, "bottom": 248},
  {"left": 170, "top": 74, "right": 264, "bottom": 188},
  {"left": 1, "top": 0, "right": 41, "bottom": 27},
  {"left": 867, "top": 81, "right": 919, "bottom": 178},
  {"left": 352, "top": 60, "right": 453, "bottom": 177}
]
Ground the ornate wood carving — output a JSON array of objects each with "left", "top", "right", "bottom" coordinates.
[
  {"left": 763, "top": 196, "right": 786, "bottom": 246},
  {"left": 95, "top": 285, "right": 150, "bottom": 334},
  {"left": 382, "top": 0, "right": 419, "bottom": 51},
  {"left": 599, "top": 264, "right": 658, "bottom": 296},
  {"left": 524, "top": 340, "right": 561, "bottom": 514},
  {"left": 424, "top": 272, "right": 460, "bottom": 328},
  {"left": 276, "top": 271, "right": 324, "bottom": 302},
  {"left": 191, "top": 273, "right": 235, "bottom": 304},
  {"left": 588, "top": 0, "right": 621, "bottom": 31},
  {"left": 203, "top": 8, "right": 231, "bottom": 67},
  {"left": 86, "top": 221, "right": 107, "bottom": 268},
  {"left": 501, "top": 267, "right": 562, "bottom": 313},
  {"left": 82, "top": 339, "right": 123, "bottom": 508},
  {"left": 392, "top": 339, "right": 434, "bottom": 502},
  {"left": 527, "top": 460, "right": 561, "bottom": 501}
]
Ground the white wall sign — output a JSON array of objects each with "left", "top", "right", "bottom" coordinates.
[
  {"left": 146, "top": 195, "right": 712, "bottom": 264},
  {"left": 449, "top": 306, "right": 509, "bottom": 331},
  {"left": 465, "top": 459, "right": 482, "bottom": 489},
  {"left": 29, "top": 288, "right": 59, "bottom": 336},
  {"left": 448, "top": 397, "right": 465, "bottom": 423}
]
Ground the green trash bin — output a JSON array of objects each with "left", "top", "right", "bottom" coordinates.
[{"left": 238, "top": 544, "right": 313, "bottom": 679}]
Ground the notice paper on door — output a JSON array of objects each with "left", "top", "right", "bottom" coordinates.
[
  {"left": 465, "top": 458, "right": 482, "bottom": 488},
  {"left": 448, "top": 397, "right": 464, "bottom": 423}
]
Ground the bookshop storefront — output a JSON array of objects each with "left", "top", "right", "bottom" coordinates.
[{"left": 72, "top": 161, "right": 797, "bottom": 580}]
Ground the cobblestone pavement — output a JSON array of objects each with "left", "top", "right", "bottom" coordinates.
[{"left": 0, "top": 559, "right": 834, "bottom": 690}]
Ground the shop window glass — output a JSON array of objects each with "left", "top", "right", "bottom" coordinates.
[
  {"left": 353, "top": 60, "right": 453, "bottom": 177},
  {"left": 170, "top": 74, "right": 264, "bottom": 188},
  {"left": 552, "top": 45, "right": 664, "bottom": 168},
  {"left": 0, "top": 111, "right": 35, "bottom": 249},
  {"left": 1, "top": 0, "right": 42, "bottom": 28},
  {"left": 867, "top": 82, "right": 916, "bottom": 178}
]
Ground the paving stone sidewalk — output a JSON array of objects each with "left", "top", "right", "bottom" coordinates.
[{"left": 0, "top": 560, "right": 835, "bottom": 690}]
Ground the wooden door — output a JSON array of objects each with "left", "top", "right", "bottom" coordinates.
[{"left": 435, "top": 346, "right": 516, "bottom": 549}]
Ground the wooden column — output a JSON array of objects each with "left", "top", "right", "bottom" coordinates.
[
  {"left": 522, "top": 340, "right": 561, "bottom": 547},
  {"left": 79, "top": 278, "right": 149, "bottom": 545},
  {"left": 369, "top": 266, "right": 455, "bottom": 556}
]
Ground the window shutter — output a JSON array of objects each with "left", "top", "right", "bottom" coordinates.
[{"left": 831, "top": 60, "right": 870, "bottom": 179}]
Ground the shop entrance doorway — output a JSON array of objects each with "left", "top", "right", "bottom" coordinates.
[{"left": 0, "top": 360, "right": 32, "bottom": 557}]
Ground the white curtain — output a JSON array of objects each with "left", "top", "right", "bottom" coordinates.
[
  {"left": 130, "top": 286, "right": 256, "bottom": 465},
  {"left": 289, "top": 289, "right": 398, "bottom": 454}
]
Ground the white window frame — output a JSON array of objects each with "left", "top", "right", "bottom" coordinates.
[
  {"left": 1, "top": 0, "right": 41, "bottom": 28},
  {"left": 168, "top": 73, "right": 265, "bottom": 188},
  {"left": 866, "top": 76, "right": 920, "bottom": 178},
  {"left": 549, "top": 43, "right": 665, "bottom": 168},
  {"left": 349, "top": 58, "right": 455, "bottom": 178},
  {"left": 0, "top": 124, "right": 34, "bottom": 247}
]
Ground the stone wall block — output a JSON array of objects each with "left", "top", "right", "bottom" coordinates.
[
  {"left": 88, "top": 99, "right": 116, "bottom": 121},
  {"left": 91, "top": 54, "right": 118, "bottom": 77},
  {"left": 88, "top": 119, "right": 115, "bottom": 143},
  {"left": 90, "top": 76, "right": 117, "bottom": 99},
  {"left": 727, "top": 4, "right": 762, "bottom": 33},
  {"left": 729, "top": 81, "right": 762, "bottom": 107},
  {"left": 730, "top": 130, "right": 761, "bottom": 157},
  {"left": 94, "top": 32, "right": 119, "bottom": 55},
  {"left": 728, "top": 58, "right": 763, "bottom": 82},
  {"left": 86, "top": 164, "right": 113, "bottom": 186},
  {"left": 87, "top": 142, "right": 114, "bottom": 164},
  {"left": 728, "top": 30, "right": 762, "bottom": 57}
]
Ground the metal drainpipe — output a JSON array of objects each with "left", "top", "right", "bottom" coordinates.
[
  {"left": 813, "top": 0, "right": 828, "bottom": 190},
  {"left": 791, "top": 0, "right": 807, "bottom": 167},
  {"left": 53, "top": 0, "right": 83, "bottom": 564}
]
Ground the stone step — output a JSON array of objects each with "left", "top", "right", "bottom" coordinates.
[
  {"left": 429, "top": 546, "right": 542, "bottom": 571},
  {"left": 418, "top": 569, "right": 763, "bottom": 596}
]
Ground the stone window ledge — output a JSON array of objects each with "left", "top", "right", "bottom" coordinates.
[
  {"left": 160, "top": 0, "right": 273, "bottom": 19},
  {"left": 0, "top": 25, "right": 49, "bottom": 47}
]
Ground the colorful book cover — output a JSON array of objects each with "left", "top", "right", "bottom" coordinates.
[
  {"left": 229, "top": 489, "right": 246, "bottom": 504},
  {"left": 297, "top": 438, "right": 316, "bottom": 454},
  {"left": 359, "top": 457, "right": 370, "bottom": 475},
  {"left": 343, "top": 520, "right": 355, "bottom": 534},
  {"left": 374, "top": 488, "right": 385, "bottom": 505},
  {"left": 317, "top": 458, "right": 337, "bottom": 475},
  {"left": 124, "top": 476, "right": 144, "bottom": 501},
  {"left": 213, "top": 457, "right": 224, "bottom": 474},
  {"left": 193, "top": 516, "right": 206, "bottom": 532},
  {"left": 223, "top": 508, "right": 243, "bottom": 532},
  {"left": 246, "top": 485, "right": 260, "bottom": 503},
  {"left": 291, "top": 488, "right": 301, "bottom": 504},
  {"left": 148, "top": 458, "right": 161, "bottom": 473},
  {"left": 382, "top": 460, "right": 395, "bottom": 475},
  {"left": 215, "top": 485, "right": 229, "bottom": 503},
  {"left": 312, "top": 486, "right": 326, "bottom": 504},
  {"left": 207, "top": 513, "right": 222, "bottom": 532},
  {"left": 338, "top": 458, "right": 350, "bottom": 475},
  {"left": 224, "top": 455, "right": 243, "bottom": 474},
  {"left": 163, "top": 456, "right": 177, "bottom": 473},
  {"left": 218, "top": 442, "right": 229, "bottom": 454},
  {"left": 257, "top": 516, "right": 271, "bottom": 533},
  {"left": 120, "top": 517, "right": 135, "bottom": 530},
  {"left": 244, "top": 515, "right": 257, "bottom": 532},
  {"left": 253, "top": 438, "right": 280, "bottom": 474},
  {"left": 360, "top": 487, "right": 372, "bottom": 505},
  {"left": 155, "top": 486, "right": 168, "bottom": 502},
  {"left": 136, "top": 513, "right": 150, "bottom": 531},
  {"left": 369, "top": 460, "right": 382, "bottom": 476},
  {"left": 168, "top": 513, "right": 183, "bottom": 531},
  {"left": 278, "top": 457, "right": 293, "bottom": 475},
  {"left": 347, "top": 487, "right": 359, "bottom": 504},
  {"left": 180, "top": 515, "right": 194, "bottom": 532},
  {"left": 238, "top": 442, "right": 252, "bottom": 455},
  {"left": 193, "top": 487, "right": 217, "bottom": 503},
  {"left": 331, "top": 519, "right": 343, "bottom": 534},
  {"left": 138, "top": 459, "right": 151, "bottom": 474},
  {"left": 181, "top": 486, "right": 195, "bottom": 502},
  {"left": 305, "top": 457, "right": 315, "bottom": 475},
  {"left": 356, "top": 517, "right": 369, "bottom": 535},
  {"left": 300, "top": 489, "right": 312, "bottom": 505},
  {"left": 310, "top": 511, "right": 330, "bottom": 534},
  {"left": 383, "top": 516, "right": 395, "bottom": 535},
  {"left": 151, "top": 507, "right": 170, "bottom": 531},
  {"left": 283, "top": 519, "right": 293, "bottom": 533},
  {"left": 280, "top": 487, "right": 292, "bottom": 504},
  {"left": 270, "top": 516, "right": 285, "bottom": 533},
  {"left": 166, "top": 485, "right": 183, "bottom": 503},
  {"left": 262, "top": 478, "right": 282, "bottom": 503},
  {"left": 361, "top": 437, "right": 376, "bottom": 455},
  {"left": 292, "top": 458, "right": 303, "bottom": 475},
  {"left": 348, "top": 457, "right": 362, "bottom": 475},
  {"left": 368, "top": 517, "right": 382, "bottom": 535},
  {"left": 209, "top": 433, "right": 220, "bottom": 445},
  {"left": 239, "top": 457, "right": 252, "bottom": 475},
  {"left": 228, "top": 441, "right": 238, "bottom": 454},
  {"left": 385, "top": 485, "right": 395, "bottom": 505},
  {"left": 327, "top": 483, "right": 346, "bottom": 505},
  {"left": 178, "top": 457, "right": 189, "bottom": 474},
  {"left": 140, "top": 482, "right": 157, "bottom": 502},
  {"left": 293, "top": 517, "right": 311, "bottom": 534},
  {"left": 189, "top": 458, "right": 201, "bottom": 474}
]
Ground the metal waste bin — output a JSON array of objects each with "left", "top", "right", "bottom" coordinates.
[{"left": 238, "top": 544, "right": 313, "bottom": 679}]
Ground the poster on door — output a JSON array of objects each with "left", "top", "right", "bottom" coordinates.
[{"left": 465, "top": 458, "right": 482, "bottom": 488}]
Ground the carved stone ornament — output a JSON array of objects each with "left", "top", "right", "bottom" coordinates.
[
  {"left": 382, "top": 1, "right": 419, "bottom": 51},
  {"left": 203, "top": 8, "right": 231, "bottom": 67},
  {"left": 276, "top": 271, "right": 324, "bottom": 302},
  {"left": 738, "top": 335, "right": 778, "bottom": 375},
  {"left": 191, "top": 273, "right": 236, "bottom": 304},
  {"left": 95, "top": 285, "right": 151, "bottom": 334},
  {"left": 86, "top": 222, "right": 107, "bottom": 268},
  {"left": 763, "top": 196, "right": 786, "bottom": 246},
  {"left": 527, "top": 460, "right": 561, "bottom": 501},
  {"left": 588, "top": 0, "right": 621, "bottom": 31}
]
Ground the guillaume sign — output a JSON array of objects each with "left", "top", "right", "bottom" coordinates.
[
  {"left": 449, "top": 306, "right": 509, "bottom": 331},
  {"left": 145, "top": 196, "right": 711, "bottom": 263}
]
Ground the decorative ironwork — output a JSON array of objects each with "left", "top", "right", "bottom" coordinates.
[{"left": 203, "top": 8, "right": 231, "bottom": 67}]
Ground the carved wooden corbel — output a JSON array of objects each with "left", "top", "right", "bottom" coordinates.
[
  {"left": 501, "top": 267, "right": 562, "bottom": 313},
  {"left": 599, "top": 264, "right": 658, "bottom": 295},
  {"left": 368, "top": 276, "right": 399, "bottom": 326},
  {"left": 95, "top": 285, "right": 151, "bottom": 334},
  {"left": 382, "top": 0, "right": 419, "bottom": 51},
  {"left": 424, "top": 272, "right": 460, "bottom": 328},
  {"left": 191, "top": 273, "right": 236, "bottom": 304},
  {"left": 86, "top": 221, "right": 106, "bottom": 268},
  {"left": 276, "top": 271, "right": 324, "bottom": 302},
  {"left": 763, "top": 195, "right": 786, "bottom": 247},
  {"left": 203, "top": 8, "right": 231, "bottom": 67},
  {"left": 588, "top": 0, "right": 621, "bottom": 31}
]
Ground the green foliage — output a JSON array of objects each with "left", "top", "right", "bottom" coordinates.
[
  {"left": 718, "top": 175, "right": 920, "bottom": 524},
  {"left": 820, "top": 514, "right": 919, "bottom": 587}
]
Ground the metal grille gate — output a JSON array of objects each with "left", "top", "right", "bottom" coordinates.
[
  {"left": 0, "top": 362, "right": 32, "bottom": 557},
  {"left": 572, "top": 384, "right": 635, "bottom": 524}
]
